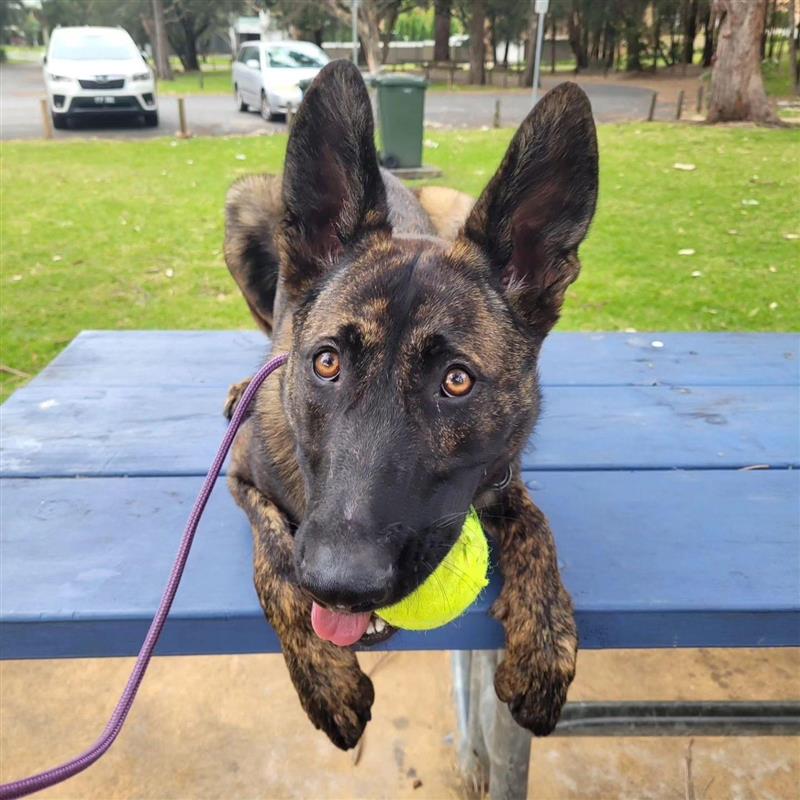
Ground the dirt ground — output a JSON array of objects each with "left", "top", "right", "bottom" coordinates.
[{"left": 1, "top": 647, "right": 797, "bottom": 799}]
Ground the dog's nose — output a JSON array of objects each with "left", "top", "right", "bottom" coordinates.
[{"left": 298, "top": 541, "right": 394, "bottom": 611}]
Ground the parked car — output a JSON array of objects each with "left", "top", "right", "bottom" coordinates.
[
  {"left": 43, "top": 26, "right": 158, "bottom": 129},
  {"left": 232, "top": 40, "right": 329, "bottom": 121}
]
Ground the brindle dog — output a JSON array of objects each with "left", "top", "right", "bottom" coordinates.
[{"left": 223, "top": 60, "right": 598, "bottom": 750}]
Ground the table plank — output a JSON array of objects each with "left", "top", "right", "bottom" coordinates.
[
  {"left": 27, "top": 331, "right": 799, "bottom": 389},
  {"left": 2, "top": 470, "right": 797, "bottom": 659},
  {"left": 2, "top": 384, "right": 796, "bottom": 477}
]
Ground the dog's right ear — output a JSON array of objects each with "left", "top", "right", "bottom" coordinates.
[{"left": 279, "top": 60, "right": 390, "bottom": 302}]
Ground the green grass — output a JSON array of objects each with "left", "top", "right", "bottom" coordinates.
[
  {"left": 1, "top": 124, "right": 798, "bottom": 400},
  {"left": 157, "top": 68, "right": 233, "bottom": 96},
  {"left": 763, "top": 55, "right": 796, "bottom": 98}
]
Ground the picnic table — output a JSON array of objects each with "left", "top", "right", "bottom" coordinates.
[{"left": 1, "top": 331, "right": 798, "bottom": 799}]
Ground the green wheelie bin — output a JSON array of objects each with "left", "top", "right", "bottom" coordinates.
[{"left": 373, "top": 73, "right": 427, "bottom": 169}]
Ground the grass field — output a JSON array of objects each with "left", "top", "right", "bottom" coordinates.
[{"left": 1, "top": 124, "right": 798, "bottom": 400}]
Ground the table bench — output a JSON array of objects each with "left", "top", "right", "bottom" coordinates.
[{"left": 1, "top": 331, "right": 798, "bottom": 799}]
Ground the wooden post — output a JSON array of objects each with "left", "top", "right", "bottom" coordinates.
[
  {"left": 40, "top": 98, "right": 53, "bottom": 139},
  {"left": 696, "top": 84, "right": 704, "bottom": 112},
  {"left": 676, "top": 89, "right": 685, "bottom": 120},
  {"left": 177, "top": 97, "right": 190, "bottom": 138},
  {"left": 647, "top": 90, "right": 658, "bottom": 121},
  {"left": 449, "top": 63, "right": 455, "bottom": 87},
  {"left": 493, "top": 98, "right": 501, "bottom": 128}
]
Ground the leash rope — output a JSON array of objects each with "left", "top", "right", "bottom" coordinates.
[{"left": 0, "top": 353, "right": 289, "bottom": 800}]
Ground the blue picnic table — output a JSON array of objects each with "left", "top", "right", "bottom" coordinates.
[{"left": 1, "top": 331, "right": 798, "bottom": 799}]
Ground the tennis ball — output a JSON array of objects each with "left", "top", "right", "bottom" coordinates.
[{"left": 376, "top": 508, "right": 489, "bottom": 631}]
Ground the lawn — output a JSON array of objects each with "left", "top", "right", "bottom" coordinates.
[
  {"left": 157, "top": 67, "right": 234, "bottom": 97},
  {"left": 1, "top": 124, "right": 798, "bottom": 400}
]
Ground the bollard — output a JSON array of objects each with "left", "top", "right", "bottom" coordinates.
[
  {"left": 40, "top": 98, "right": 53, "bottom": 139},
  {"left": 493, "top": 98, "right": 501, "bottom": 128},
  {"left": 696, "top": 84, "right": 704, "bottom": 113},
  {"left": 647, "top": 91, "right": 658, "bottom": 121},
  {"left": 675, "top": 89, "right": 684, "bottom": 120},
  {"left": 177, "top": 96, "right": 191, "bottom": 138}
]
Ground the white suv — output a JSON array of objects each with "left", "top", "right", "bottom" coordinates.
[
  {"left": 44, "top": 26, "right": 158, "bottom": 129},
  {"left": 233, "top": 40, "right": 329, "bottom": 121}
]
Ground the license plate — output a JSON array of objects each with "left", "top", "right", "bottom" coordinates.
[{"left": 93, "top": 96, "right": 116, "bottom": 105}]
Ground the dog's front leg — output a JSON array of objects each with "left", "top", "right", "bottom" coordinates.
[
  {"left": 483, "top": 481, "right": 578, "bottom": 735},
  {"left": 229, "top": 474, "right": 374, "bottom": 750}
]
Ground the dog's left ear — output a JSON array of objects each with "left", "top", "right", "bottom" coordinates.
[
  {"left": 279, "top": 60, "right": 390, "bottom": 301},
  {"left": 459, "top": 82, "right": 598, "bottom": 334}
]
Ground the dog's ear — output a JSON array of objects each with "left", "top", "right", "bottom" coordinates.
[
  {"left": 279, "top": 60, "right": 390, "bottom": 301},
  {"left": 459, "top": 82, "right": 598, "bottom": 335}
]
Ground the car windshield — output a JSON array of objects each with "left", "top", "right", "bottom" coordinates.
[
  {"left": 266, "top": 47, "right": 328, "bottom": 69},
  {"left": 49, "top": 31, "right": 140, "bottom": 61}
]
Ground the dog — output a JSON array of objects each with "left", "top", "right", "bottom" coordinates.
[{"left": 222, "top": 60, "right": 598, "bottom": 750}]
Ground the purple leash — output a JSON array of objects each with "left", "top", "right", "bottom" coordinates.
[{"left": 0, "top": 353, "right": 288, "bottom": 800}]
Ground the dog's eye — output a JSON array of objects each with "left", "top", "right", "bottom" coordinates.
[
  {"left": 313, "top": 349, "right": 340, "bottom": 381},
  {"left": 441, "top": 367, "right": 474, "bottom": 398}
]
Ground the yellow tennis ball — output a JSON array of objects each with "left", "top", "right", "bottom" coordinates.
[{"left": 376, "top": 508, "right": 489, "bottom": 631}]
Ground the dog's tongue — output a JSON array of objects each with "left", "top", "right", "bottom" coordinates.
[{"left": 311, "top": 602, "right": 371, "bottom": 647}]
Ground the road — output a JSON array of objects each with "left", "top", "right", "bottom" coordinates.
[{"left": 1, "top": 62, "right": 657, "bottom": 141}]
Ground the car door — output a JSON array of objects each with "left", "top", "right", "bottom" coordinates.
[{"left": 243, "top": 45, "right": 263, "bottom": 104}]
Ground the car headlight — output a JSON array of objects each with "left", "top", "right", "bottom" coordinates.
[
  {"left": 131, "top": 71, "right": 151, "bottom": 82},
  {"left": 48, "top": 73, "right": 71, "bottom": 82}
]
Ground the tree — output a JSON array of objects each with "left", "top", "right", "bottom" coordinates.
[
  {"left": 162, "top": 0, "right": 243, "bottom": 72},
  {"left": 434, "top": 0, "right": 451, "bottom": 61},
  {"left": 151, "top": 0, "right": 173, "bottom": 80},
  {"left": 468, "top": 0, "right": 486, "bottom": 84},
  {"left": 791, "top": 0, "right": 799, "bottom": 94},
  {"left": 682, "top": 0, "right": 699, "bottom": 64},
  {"left": 321, "top": 0, "right": 405, "bottom": 73},
  {"left": 706, "top": 0, "right": 779, "bottom": 124}
]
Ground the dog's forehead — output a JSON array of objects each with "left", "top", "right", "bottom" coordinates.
[{"left": 303, "top": 237, "right": 509, "bottom": 365}]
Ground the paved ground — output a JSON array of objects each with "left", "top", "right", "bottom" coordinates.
[
  {"left": 1, "top": 62, "right": 663, "bottom": 141},
  {"left": 2, "top": 648, "right": 797, "bottom": 798}
]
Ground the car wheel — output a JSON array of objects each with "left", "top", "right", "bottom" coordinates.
[
  {"left": 51, "top": 111, "right": 69, "bottom": 130},
  {"left": 143, "top": 111, "right": 159, "bottom": 127},
  {"left": 235, "top": 86, "right": 248, "bottom": 112},
  {"left": 260, "top": 91, "right": 275, "bottom": 122}
]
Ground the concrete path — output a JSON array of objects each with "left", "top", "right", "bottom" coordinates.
[
  {"left": 1, "top": 649, "right": 797, "bottom": 798},
  {"left": 1, "top": 62, "right": 662, "bottom": 141}
]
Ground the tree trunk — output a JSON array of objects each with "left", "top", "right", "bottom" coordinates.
[
  {"left": 707, "top": 0, "right": 779, "bottom": 123},
  {"left": 151, "top": 0, "right": 173, "bottom": 80},
  {"left": 434, "top": 0, "right": 451, "bottom": 61},
  {"left": 381, "top": 3, "right": 399, "bottom": 65},
  {"left": 683, "top": 0, "right": 698, "bottom": 64},
  {"left": 567, "top": 7, "right": 588, "bottom": 72},
  {"left": 359, "top": 1, "right": 383, "bottom": 74},
  {"left": 468, "top": 0, "right": 486, "bottom": 85},
  {"left": 551, "top": 13, "right": 557, "bottom": 73},
  {"left": 486, "top": 10, "right": 496, "bottom": 64},
  {"left": 503, "top": 37, "right": 510, "bottom": 68},
  {"left": 790, "top": 0, "right": 799, "bottom": 93},
  {"left": 181, "top": 18, "right": 200, "bottom": 71},
  {"left": 701, "top": 6, "right": 714, "bottom": 66}
]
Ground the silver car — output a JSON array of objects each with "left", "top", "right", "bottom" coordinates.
[{"left": 232, "top": 40, "right": 329, "bottom": 121}]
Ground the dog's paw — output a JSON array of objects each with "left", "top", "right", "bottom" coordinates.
[
  {"left": 494, "top": 651, "right": 574, "bottom": 736},
  {"left": 302, "top": 663, "right": 375, "bottom": 750},
  {"left": 223, "top": 378, "right": 251, "bottom": 420},
  {"left": 493, "top": 590, "right": 577, "bottom": 736}
]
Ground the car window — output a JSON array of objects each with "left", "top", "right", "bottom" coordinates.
[
  {"left": 49, "top": 30, "right": 140, "bottom": 61},
  {"left": 266, "top": 47, "right": 328, "bottom": 69},
  {"left": 238, "top": 45, "right": 254, "bottom": 63}
]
